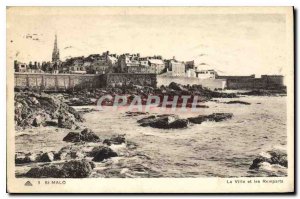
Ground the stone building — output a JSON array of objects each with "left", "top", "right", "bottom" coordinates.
[
  {"left": 65, "top": 56, "right": 87, "bottom": 74},
  {"left": 86, "top": 52, "right": 116, "bottom": 74},
  {"left": 117, "top": 54, "right": 165, "bottom": 74},
  {"left": 165, "top": 57, "right": 185, "bottom": 76},
  {"left": 118, "top": 53, "right": 140, "bottom": 73},
  {"left": 148, "top": 58, "right": 165, "bottom": 74}
]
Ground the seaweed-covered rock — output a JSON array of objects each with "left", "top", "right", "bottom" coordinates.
[
  {"left": 61, "top": 160, "right": 95, "bottom": 178},
  {"left": 80, "top": 128, "right": 100, "bottom": 142},
  {"left": 63, "top": 128, "right": 100, "bottom": 143},
  {"left": 58, "top": 114, "right": 76, "bottom": 129},
  {"left": 249, "top": 149, "right": 288, "bottom": 170},
  {"left": 169, "top": 82, "right": 186, "bottom": 91},
  {"left": 14, "top": 92, "right": 84, "bottom": 129},
  {"left": 15, "top": 152, "right": 41, "bottom": 164},
  {"left": 26, "top": 165, "right": 66, "bottom": 178},
  {"left": 188, "top": 113, "right": 233, "bottom": 124},
  {"left": 45, "top": 119, "right": 58, "bottom": 126},
  {"left": 92, "top": 147, "right": 118, "bottom": 162},
  {"left": 15, "top": 153, "right": 32, "bottom": 164},
  {"left": 137, "top": 114, "right": 188, "bottom": 129},
  {"left": 103, "top": 134, "right": 126, "bottom": 146},
  {"left": 37, "top": 152, "right": 54, "bottom": 162},
  {"left": 125, "top": 111, "right": 149, "bottom": 117},
  {"left": 225, "top": 100, "right": 251, "bottom": 105},
  {"left": 55, "top": 145, "right": 86, "bottom": 160},
  {"left": 63, "top": 132, "right": 81, "bottom": 143},
  {"left": 32, "top": 115, "right": 44, "bottom": 127},
  {"left": 25, "top": 160, "right": 95, "bottom": 178}
]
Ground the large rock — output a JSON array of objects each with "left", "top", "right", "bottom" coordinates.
[
  {"left": 80, "top": 128, "right": 100, "bottom": 142},
  {"left": 137, "top": 115, "right": 157, "bottom": 126},
  {"left": 167, "top": 119, "right": 189, "bottom": 129},
  {"left": 58, "top": 114, "right": 76, "bottom": 129},
  {"left": 168, "top": 82, "right": 186, "bottom": 91},
  {"left": 125, "top": 111, "right": 149, "bottom": 117},
  {"left": 37, "top": 152, "right": 54, "bottom": 162},
  {"left": 249, "top": 149, "right": 288, "bottom": 170},
  {"left": 138, "top": 114, "right": 188, "bottom": 129},
  {"left": 63, "top": 132, "right": 81, "bottom": 143},
  {"left": 15, "top": 153, "right": 32, "bottom": 164},
  {"left": 45, "top": 119, "right": 58, "bottom": 126},
  {"left": 26, "top": 165, "right": 66, "bottom": 178},
  {"left": 25, "top": 160, "right": 95, "bottom": 178},
  {"left": 15, "top": 152, "right": 41, "bottom": 164},
  {"left": 225, "top": 100, "right": 251, "bottom": 105},
  {"left": 188, "top": 113, "right": 233, "bottom": 124},
  {"left": 103, "top": 134, "right": 126, "bottom": 146},
  {"left": 15, "top": 92, "right": 84, "bottom": 129},
  {"left": 32, "top": 115, "right": 44, "bottom": 127},
  {"left": 55, "top": 145, "right": 86, "bottom": 160},
  {"left": 63, "top": 128, "right": 100, "bottom": 143},
  {"left": 92, "top": 146, "right": 118, "bottom": 162},
  {"left": 61, "top": 160, "right": 95, "bottom": 178}
]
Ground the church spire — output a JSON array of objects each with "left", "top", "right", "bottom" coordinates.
[{"left": 52, "top": 34, "right": 60, "bottom": 62}]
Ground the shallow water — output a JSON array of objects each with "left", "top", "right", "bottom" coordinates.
[
  {"left": 16, "top": 96, "right": 287, "bottom": 177},
  {"left": 80, "top": 96, "right": 287, "bottom": 177}
]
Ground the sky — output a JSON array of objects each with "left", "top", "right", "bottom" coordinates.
[{"left": 7, "top": 7, "right": 290, "bottom": 76}]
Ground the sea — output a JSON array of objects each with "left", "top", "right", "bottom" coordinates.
[{"left": 15, "top": 95, "right": 287, "bottom": 178}]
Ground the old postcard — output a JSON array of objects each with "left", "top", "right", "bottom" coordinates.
[{"left": 6, "top": 7, "right": 294, "bottom": 193}]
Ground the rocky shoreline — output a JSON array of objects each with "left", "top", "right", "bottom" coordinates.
[
  {"left": 248, "top": 148, "right": 288, "bottom": 177},
  {"left": 14, "top": 82, "right": 287, "bottom": 178}
]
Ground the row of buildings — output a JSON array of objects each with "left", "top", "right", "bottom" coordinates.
[
  {"left": 14, "top": 35, "right": 220, "bottom": 79},
  {"left": 14, "top": 35, "right": 285, "bottom": 90}
]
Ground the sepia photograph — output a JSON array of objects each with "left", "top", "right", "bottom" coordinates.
[{"left": 6, "top": 6, "right": 294, "bottom": 193}]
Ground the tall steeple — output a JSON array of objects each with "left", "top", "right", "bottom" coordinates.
[{"left": 52, "top": 34, "right": 60, "bottom": 62}]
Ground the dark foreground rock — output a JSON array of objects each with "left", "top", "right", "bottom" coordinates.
[
  {"left": 225, "top": 100, "right": 251, "bottom": 105},
  {"left": 37, "top": 152, "right": 54, "bottom": 162},
  {"left": 103, "top": 134, "right": 126, "bottom": 146},
  {"left": 25, "top": 160, "right": 95, "bottom": 178},
  {"left": 137, "top": 114, "right": 188, "bottom": 129},
  {"left": 188, "top": 113, "right": 233, "bottom": 124},
  {"left": 63, "top": 128, "right": 100, "bottom": 143},
  {"left": 26, "top": 165, "right": 65, "bottom": 178},
  {"left": 16, "top": 151, "right": 59, "bottom": 164},
  {"left": 45, "top": 120, "right": 58, "bottom": 126},
  {"left": 92, "top": 146, "right": 118, "bottom": 162},
  {"left": 15, "top": 152, "right": 44, "bottom": 164},
  {"left": 15, "top": 152, "right": 35, "bottom": 164},
  {"left": 249, "top": 149, "right": 288, "bottom": 170},
  {"left": 55, "top": 145, "right": 86, "bottom": 161},
  {"left": 61, "top": 160, "right": 95, "bottom": 178},
  {"left": 58, "top": 115, "right": 77, "bottom": 129}
]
